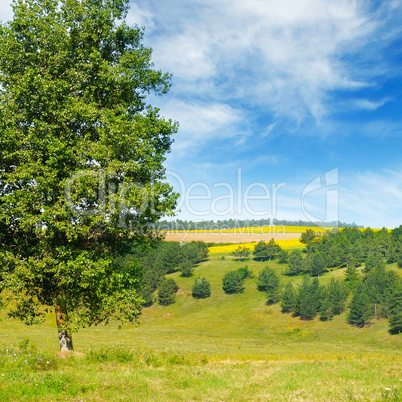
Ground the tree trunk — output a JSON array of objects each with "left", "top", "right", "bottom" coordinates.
[{"left": 55, "top": 306, "right": 73, "bottom": 352}]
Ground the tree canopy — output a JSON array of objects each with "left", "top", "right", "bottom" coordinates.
[{"left": 0, "top": 0, "right": 178, "bottom": 351}]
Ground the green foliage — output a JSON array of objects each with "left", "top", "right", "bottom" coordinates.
[
  {"left": 286, "top": 249, "right": 304, "bottom": 275},
  {"left": 389, "top": 290, "right": 402, "bottom": 334},
  {"left": 253, "top": 239, "right": 281, "bottom": 261},
  {"left": 344, "top": 264, "right": 360, "bottom": 283},
  {"left": 126, "top": 241, "right": 209, "bottom": 303},
  {"left": 319, "top": 278, "right": 348, "bottom": 321},
  {"left": 280, "top": 282, "right": 295, "bottom": 313},
  {"left": 191, "top": 277, "right": 211, "bottom": 299},
  {"left": 294, "top": 277, "right": 322, "bottom": 320},
  {"left": 311, "top": 251, "right": 326, "bottom": 276},
  {"left": 222, "top": 271, "right": 245, "bottom": 294},
  {"left": 278, "top": 249, "right": 289, "bottom": 263},
  {"left": 231, "top": 246, "right": 251, "bottom": 261},
  {"left": 157, "top": 278, "right": 178, "bottom": 306},
  {"left": 138, "top": 286, "right": 154, "bottom": 307},
  {"left": 253, "top": 241, "right": 267, "bottom": 261},
  {"left": 363, "top": 254, "right": 385, "bottom": 273},
  {"left": 236, "top": 265, "right": 253, "bottom": 280},
  {"left": 300, "top": 229, "right": 317, "bottom": 244},
  {"left": 179, "top": 259, "right": 195, "bottom": 277},
  {"left": 256, "top": 266, "right": 281, "bottom": 304},
  {"left": 363, "top": 267, "right": 400, "bottom": 318},
  {"left": 0, "top": 0, "right": 178, "bottom": 347},
  {"left": 347, "top": 266, "right": 401, "bottom": 328},
  {"left": 348, "top": 283, "right": 373, "bottom": 327},
  {"left": 180, "top": 242, "right": 209, "bottom": 265}
]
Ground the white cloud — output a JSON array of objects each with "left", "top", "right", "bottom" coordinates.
[
  {"left": 126, "top": 3, "right": 155, "bottom": 30},
  {"left": 160, "top": 100, "right": 245, "bottom": 154},
  {"left": 339, "top": 169, "right": 402, "bottom": 228},
  {"left": 352, "top": 98, "right": 391, "bottom": 110},
  {"left": 135, "top": 0, "right": 383, "bottom": 124}
]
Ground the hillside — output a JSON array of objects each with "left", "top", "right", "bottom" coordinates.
[{"left": 1, "top": 253, "right": 401, "bottom": 401}]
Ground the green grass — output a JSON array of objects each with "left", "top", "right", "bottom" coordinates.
[{"left": 1, "top": 254, "right": 401, "bottom": 400}]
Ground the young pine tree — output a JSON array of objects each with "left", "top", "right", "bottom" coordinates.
[
  {"left": 348, "top": 283, "right": 373, "bottom": 327},
  {"left": 157, "top": 278, "right": 178, "bottom": 306},
  {"left": 236, "top": 265, "right": 253, "bottom": 280},
  {"left": 311, "top": 252, "right": 326, "bottom": 276},
  {"left": 192, "top": 277, "right": 211, "bottom": 299},
  {"left": 281, "top": 282, "right": 296, "bottom": 313},
  {"left": 286, "top": 249, "right": 304, "bottom": 275},
  {"left": 278, "top": 249, "right": 289, "bottom": 264},
  {"left": 363, "top": 253, "right": 385, "bottom": 273},
  {"left": 294, "top": 276, "right": 310, "bottom": 317},
  {"left": 320, "top": 278, "right": 348, "bottom": 321},
  {"left": 256, "top": 266, "right": 281, "bottom": 304},
  {"left": 388, "top": 290, "right": 402, "bottom": 334},
  {"left": 179, "top": 258, "right": 195, "bottom": 277},
  {"left": 344, "top": 264, "right": 360, "bottom": 283},
  {"left": 231, "top": 246, "right": 250, "bottom": 261},
  {"left": 222, "top": 271, "right": 245, "bottom": 294},
  {"left": 298, "top": 277, "right": 321, "bottom": 320}
]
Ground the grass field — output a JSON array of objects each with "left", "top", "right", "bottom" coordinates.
[{"left": 1, "top": 255, "right": 401, "bottom": 401}]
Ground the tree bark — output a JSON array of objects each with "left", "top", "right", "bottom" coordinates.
[{"left": 55, "top": 306, "right": 73, "bottom": 352}]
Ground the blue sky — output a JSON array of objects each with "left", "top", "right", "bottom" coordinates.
[{"left": 2, "top": 0, "right": 402, "bottom": 228}]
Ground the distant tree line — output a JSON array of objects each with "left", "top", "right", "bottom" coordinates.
[
  {"left": 156, "top": 219, "right": 361, "bottom": 231},
  {"left": 271, "top": 219, "right": 362, "bottom": 228}
]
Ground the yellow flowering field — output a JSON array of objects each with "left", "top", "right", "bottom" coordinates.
[{"left": 209, "top": 238, "right": 304, "bottom": 253}]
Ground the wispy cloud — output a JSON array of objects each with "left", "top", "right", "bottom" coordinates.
[
  {"left": 132, "top": 0, "right": 383, "bottom": 121},
  {"left": 352, "top": 97, "right": 392, "bottom": 110},
  {"left": 339, "top": 168, "right": 402, "bottom": 228},
  {"left": 127, "top": 0, "right": 402, "bottom": 158},
  {"left": 159, "top": 99, "right": 245, "bottom": 154}
]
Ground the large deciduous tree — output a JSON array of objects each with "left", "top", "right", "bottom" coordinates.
[{"left": 0, "top": 0, "right": 178, "bottom": 351}]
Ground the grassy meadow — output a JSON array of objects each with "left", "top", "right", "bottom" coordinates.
[{"left": 0, "top": 253, "right": 401, "bottom": 401}]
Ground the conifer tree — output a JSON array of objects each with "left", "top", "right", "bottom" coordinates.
[
  {"left": 192, "top": 277, "right": 211, "bottom": 299},
  {"left": 344, "top": 264, "right": 360, "bottom": 283},
  {"left": 231, "top": 246, "right": 250, "bottom": 261},
  {"left": 363, "top": 254, "right": 385, "bottom": 273},
  {"left": 278, "top": 249, "right": 289, "bottom": 263},
  {"left": 294, "top": 276, "right": 310, "bottom": 317},
  {"left": 157, "top": 278, "right": 178, "bottom": 306},
  {"left": 320, "top": 278, "right": 348, "bottom": 321},
  {"left": 389, "top": 290, "right": 402, "bottom": 334},
  {"left": 222, "top": 270, "right": 245, "bottom": 294},
  {"left": 256, "top": 266, "right": 281, "bottom": 304},
  {"left": 298, "top": 277, "right": 321, "bottom": 320},
  {"left": 348, "top": 283, "right": 373, "bottom": 327},
  {"left": 281, "top": 282, "right": 295, "bottom": 313},
  {"left": 286, "top": 249, "right": 304, "bottom": 275},
  {"left": 311, "top": 252, "right": 326, "bottom": 276},
  {"left": 179, "top": 258, "right": 195, "bottom": 277}
]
